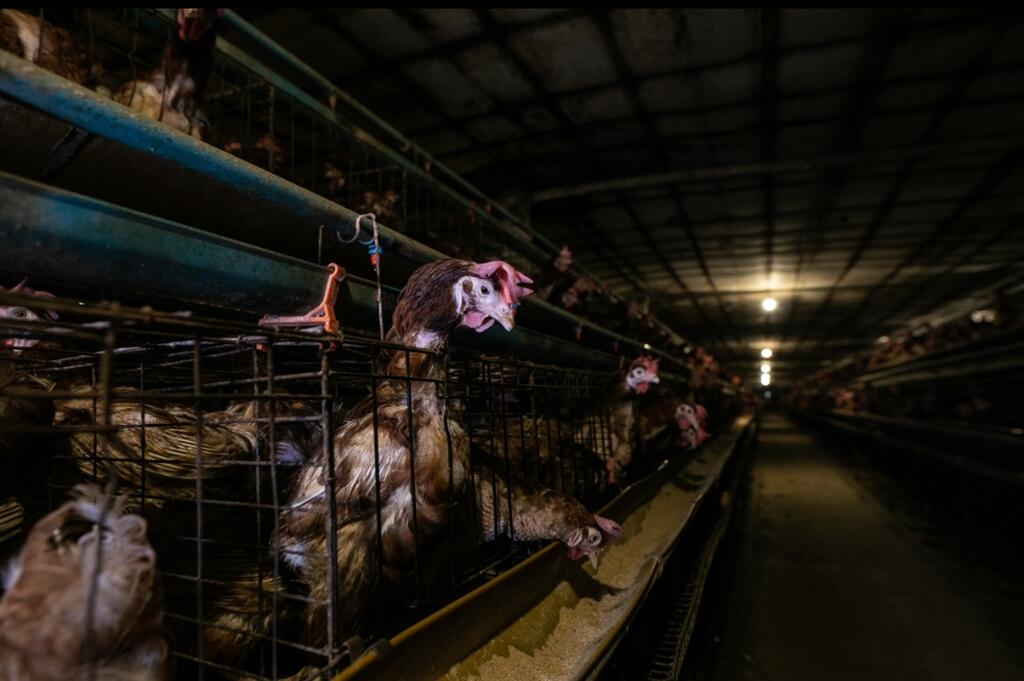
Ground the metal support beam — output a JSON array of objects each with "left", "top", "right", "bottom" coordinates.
[
  {"left": 220, "top": 9, "right": 544, "bottom": 237},
  {"left": 810, "top": 18, "right": 1018, "bottom": 352},
  {"left": 529, "top": 135, "right": 1024, "bottom": 203},
  {"left": 779, "top": 10, "right": 906, "bottom": 345},
  {"left": 404, "top": 10, "right": 1012, "bottom": 141},
  {"left": 0, "top": 172, "right": 637, "bottom": 370},
  {"left": 0, "top": 51, "right": 695, "bottom": 370},
  {"left": 0, "top": 49, "right": 445, "bottom": 265},
  {"left": 759, "top": 9, "right": 780, "bottom": 281}
]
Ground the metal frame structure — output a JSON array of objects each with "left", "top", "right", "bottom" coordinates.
[
  {"left": 0, "top": 10, "right": 756, "bottom": 681},
  {"left": 0, "top": 292, "right": 646, "bottom": 679},
  {"left": 0, "top": 48, "right": 688, "bottom": 372},
  {"left": 0, "top": 8, "right": 693, "bottom": 357}
]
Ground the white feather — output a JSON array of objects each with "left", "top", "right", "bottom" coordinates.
[
  {"left": 0, "top": 556, "right": 22, "bottom": 590},
  {"left": 2, "top": 9, "right": 41, "bottom": 61}
]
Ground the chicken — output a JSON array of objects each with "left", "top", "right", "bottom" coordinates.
[
  {"left": 637, "top": 387, "right": 686, "bottom": 450},
  {"left": 0, "top": 279, "right": 316, "bottom": 505},
  {"left": 360, "top": 189, "right": 400, "bottom": 222},
  {"left": 194, "top": 259, "right": 534, "bottom": 664},
  {"left": 0, "top": 9, "right": 105, "bottom": 90},
  {"left": 113, "top": 8, "right": 219, "bottom": 139},
  {"left": 224, "top": 133, "right": 287, "bottom": 172},
  {"left": 197, "top": 260, "right": 533, "bottom": 661},
  {"left": 0, "top": 369, "right": 55, "bottom": 466},
  {"left": 0, "top": 498, "right": 22, "bottom": 544},
  {"left": 0, "top": 280, "right": 59, "bottom": 543},
  {"left": 580, "top": 356, "right": 660, "bottom": 484},
  {"left": 473, "top": 456, "right": 621, "bottom": 569},
  {"left": 534, "top": 246, "right": 574, "bottom": 302},
  {"left": 477, "top": 356, "right": 662, "bottom": 489},
  {"left": 0, "top": 278, "right": 58, "bottom": 350},
  {"left": 267, "top": 259, "right": 533, "bottom": 644},
  {"left": 459, "top": 364, "right": 603, "bottom": 499},
  {"left": 323, "top": 161, "right": 346, "bottom": 194},
  {"left": 57, "top": 394, "right": 253, "bottom": 504},
  {"left": 0, "top": 484, "right": 170, "bottom": 681},
  {"left": 676, "top": 402, "right": 710, "bottom": 450},
  {"left": 53, "top": 389, "right": 318, "bottom": 508}
]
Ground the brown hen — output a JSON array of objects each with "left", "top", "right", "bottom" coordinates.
[
  {"left": 0, "top": 484, "right": 170, "bottom": 681},
  {"left": 0, "top": 9, "right": 105, "bottom": 89},
  {"left": 113, "top": 9, "right": 218, "bottom": 138}
]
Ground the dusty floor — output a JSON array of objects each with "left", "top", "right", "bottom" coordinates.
[{"left": 701, "top": 412, "right": 1024, "bottom": 681}]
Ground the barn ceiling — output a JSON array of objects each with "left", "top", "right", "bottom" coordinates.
[{"left": 232, "top": 8, "right": 1024, "bottom": 383}]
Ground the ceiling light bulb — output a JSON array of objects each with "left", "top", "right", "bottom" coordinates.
[
  {"left": 760, "top": 373, "right": 771, "bottom": 386},
  {"left": 762, "top": 297, "right": 778, "bottom": 312},
  {"left": 761, "top": 348, "right": 773, "bottom": 359},
  {"left": 760, "top": 363, "right": 771, "bottom": 374}
]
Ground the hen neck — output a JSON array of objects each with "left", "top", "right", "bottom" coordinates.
[{"left": 378, "top": 325, "right": 449, "bottom": 386}]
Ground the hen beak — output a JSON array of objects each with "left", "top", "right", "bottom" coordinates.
[
  {"left": 492, "top": 304, "right": 515, "bottom": 332},
  {"left": 566, "top": 545, "right": 601, "bottom": 570}
]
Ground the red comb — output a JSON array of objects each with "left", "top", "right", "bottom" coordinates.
[
  {"left": 471, "top": 261, "right": 534, "bottom": 306},
  {"left": 630, "top": 356, "right": 659, "bottom": 374},
  {"left": 2, "top": 278, "right": 58, "bottom": 319}
]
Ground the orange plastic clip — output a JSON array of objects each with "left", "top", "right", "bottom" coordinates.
[{"left": 259, "top": 263, "right": 346, "bottom": 334}]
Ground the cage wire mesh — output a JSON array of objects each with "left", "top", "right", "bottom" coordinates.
[
  {"left": 29, "top": 8, "right": 539, "bottom": 273},
  {"left": 0, "top": 10, "right": 722, "bottom": 679},
  {"left": 0, "top": 292, "right": 629, "bottom": 679}
]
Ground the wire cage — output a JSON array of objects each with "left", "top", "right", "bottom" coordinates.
[
  {"left": 0, "top": 291, "right": 628, "bottom": 680},
  {"left": 1, "top": 7, "right": 697, "bottom": 359},
  {"left": 10, "top": 8, "right": 540, "bottom": 272}
]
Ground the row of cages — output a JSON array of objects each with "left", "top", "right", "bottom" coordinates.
[
  {"left": 2, "top": 7, "right": 699, "bottom": 359},
  {"left": 0, "top": 292, "right": 708, "bottom": 680},
  {"left": 5, "top": 8, "right": 539, "bottom": 271},
  {"left": 0, "top": 11, "right": 735, "bottom": 679},
  {"left": 788, "top": 372, "right": 1024, "bottom": 433}
]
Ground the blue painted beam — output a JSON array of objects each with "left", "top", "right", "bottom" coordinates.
[
  {"left": 0, "top": 171, "right": 620, "bottom": 369},
  {"left": 0, "top": 50, "right": 687, "bottom": 372}
]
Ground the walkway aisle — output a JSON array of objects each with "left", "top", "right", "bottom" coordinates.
[{"left": 705, "top": 413, "right": 1024, "bottom": 681}]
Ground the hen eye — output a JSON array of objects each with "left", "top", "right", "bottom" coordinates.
[
  {"left": 480, "top": 285, "right": 490, "bottom": 295},
  {"left": 12, "top": 308, "right": 28, "bottom": 319}
]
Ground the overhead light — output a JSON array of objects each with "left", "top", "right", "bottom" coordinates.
[
  {"left": 762, "top": 297, "right": 777, "bottom": 312},
  {"left": 760, "top": 373, "right": 771, "bottom": 386},
  {"left": 760, "top": 363, "right": 771, "bottom": 374},
  {"left": 764, "top": 390, "right": 772, "bottom": 398},
  {"left": 643, "top": 343, "right": 651, "bottom": 350},
  {"left": 971, "top": 309, "right": 996, "bottom": 324},
  {"left": 877, "top": 335, "right": 890, "bottom": 344},
  {"left": 760, "top": 347, "right": 773, "bottom": 359}
]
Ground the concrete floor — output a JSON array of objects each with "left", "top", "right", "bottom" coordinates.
[{"left": 704, "top": 412, "right": 1024, "bottom": 681}]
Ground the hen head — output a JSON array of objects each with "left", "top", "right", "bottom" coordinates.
[
  {"left": 457, "top": 261, "right": 533, "bottom": 333},
  {"left": 625, "top": 356, "right": 660, "bottom": 395},
  {"left": 674, "top": 402, "right": 704, "bottom": 428},
  {"left": 177, "top": 8, "right": 220, "bottom": 42},
  {"left": 391, "top": 259, "right": 533, "bottom": 345},
  {"left": 675, "top": 402, "right": 710, "bottom": 448},
  {"left": 0, "top": 278, "right": 58, "bottom": 350},
  {"left": 565, "top": 514, "right": 623, "bottom": 569},
  {"left": 553, "top": 246, "right": 573, "bottom": 272}
]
